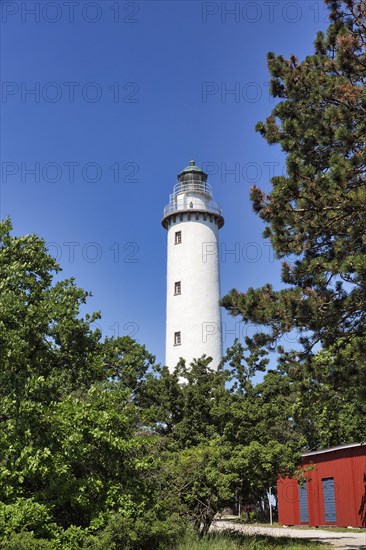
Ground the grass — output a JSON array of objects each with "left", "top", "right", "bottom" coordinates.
[{"left": 176, "top": 530, "right": 331, "bottom": 550}]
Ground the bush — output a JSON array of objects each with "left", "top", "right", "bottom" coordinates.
[
  {"left": 85, "top": 511, "right": 186, "bottom": 550},
  {"left": 0, "top": 499, "right": 58, "bottom": 540},
  {"left": 0, "top": 531, "right": 55, "bottom": 550}
]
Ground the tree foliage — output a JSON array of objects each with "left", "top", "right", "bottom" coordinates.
[
  {"left": 0, "top": 218, "right": 302, "bottom": 547},
  {"left": 0, "top": 218, "right": 184, "bottom": 548},
  {"left": 222, "top": 0, "right": 366, "bottom": 447},
  {"left": 223, "top": 0, "right": 366, "bottom": 349}
]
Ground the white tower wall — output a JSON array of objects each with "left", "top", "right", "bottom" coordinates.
[{"left": 166, "top": 215, "right": 222, "bottom": 369}]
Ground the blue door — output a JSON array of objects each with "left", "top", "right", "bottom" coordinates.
[
  {"left": 322, "top": 478, "right": 336, "bottom": 523},
  {"left": 298, "top": 483, "right": 308, "bottom": 523}
]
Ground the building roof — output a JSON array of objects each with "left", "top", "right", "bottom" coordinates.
[
  {"left": 302, "top": 442, "right": 366, "bottom": 458},
  {"left": 178, "top": 160, "right": 207, "bottom": 177}
]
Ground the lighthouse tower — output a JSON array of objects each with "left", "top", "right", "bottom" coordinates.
[{"left": 162, "top": 160, "right": 224, "bottom": 370}]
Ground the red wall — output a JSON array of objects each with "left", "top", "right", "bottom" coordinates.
[{"left": 278, "top": 446, "right": 366, "bottom": 527}]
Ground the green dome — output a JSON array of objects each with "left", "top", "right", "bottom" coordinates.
[{"left": 178, "top": 160, "right": 207, "bottom": 178}]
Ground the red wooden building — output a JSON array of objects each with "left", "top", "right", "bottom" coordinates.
[{"left": 277, "top": 442, "right": 366, "bottom": 527}]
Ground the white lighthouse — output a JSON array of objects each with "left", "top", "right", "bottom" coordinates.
[{"left": 162, "top": 160, "right": 224, "bottom": 370}]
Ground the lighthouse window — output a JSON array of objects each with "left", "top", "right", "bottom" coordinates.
[
  {"left": 174, "top": 332, "right": 181, "bottom": 346},
  {"left": 174, "top": 281, "right": 181, "bottom": 295},
  {"left": 175, "top": 231, "right": 182, "bottom": 244}
]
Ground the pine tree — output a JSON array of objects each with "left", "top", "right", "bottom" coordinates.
[
  {"left": 223, "top": 0, "right": 366, "bottom": 357},
  {"left": 222, "top": 1, "right": 366, "bottom": 445}
]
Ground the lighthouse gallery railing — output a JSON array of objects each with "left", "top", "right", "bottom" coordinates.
[{"left": 163, "top": 180, "right": 222, "bottom": 218}]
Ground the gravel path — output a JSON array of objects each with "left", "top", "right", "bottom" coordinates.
[{"left": 212, "top": 520, "right": 366, "bottom": 549}]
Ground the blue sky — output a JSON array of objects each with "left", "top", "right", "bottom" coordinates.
[{"left": 1, "top": 0, "right": 329, "bottom": 368}]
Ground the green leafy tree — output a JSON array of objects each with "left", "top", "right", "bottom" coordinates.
[
  {"left": 0, "top": 218, "right": 306, "bottom": 545},
  {"left": 165, "top": 439, "right": 239, "bottom": 536},
  {"left": 0, "top": 218, "right": 184, "bottom": 548},
  {"left": 142, "top": 352, "right": 302, "bottom": 532}
]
